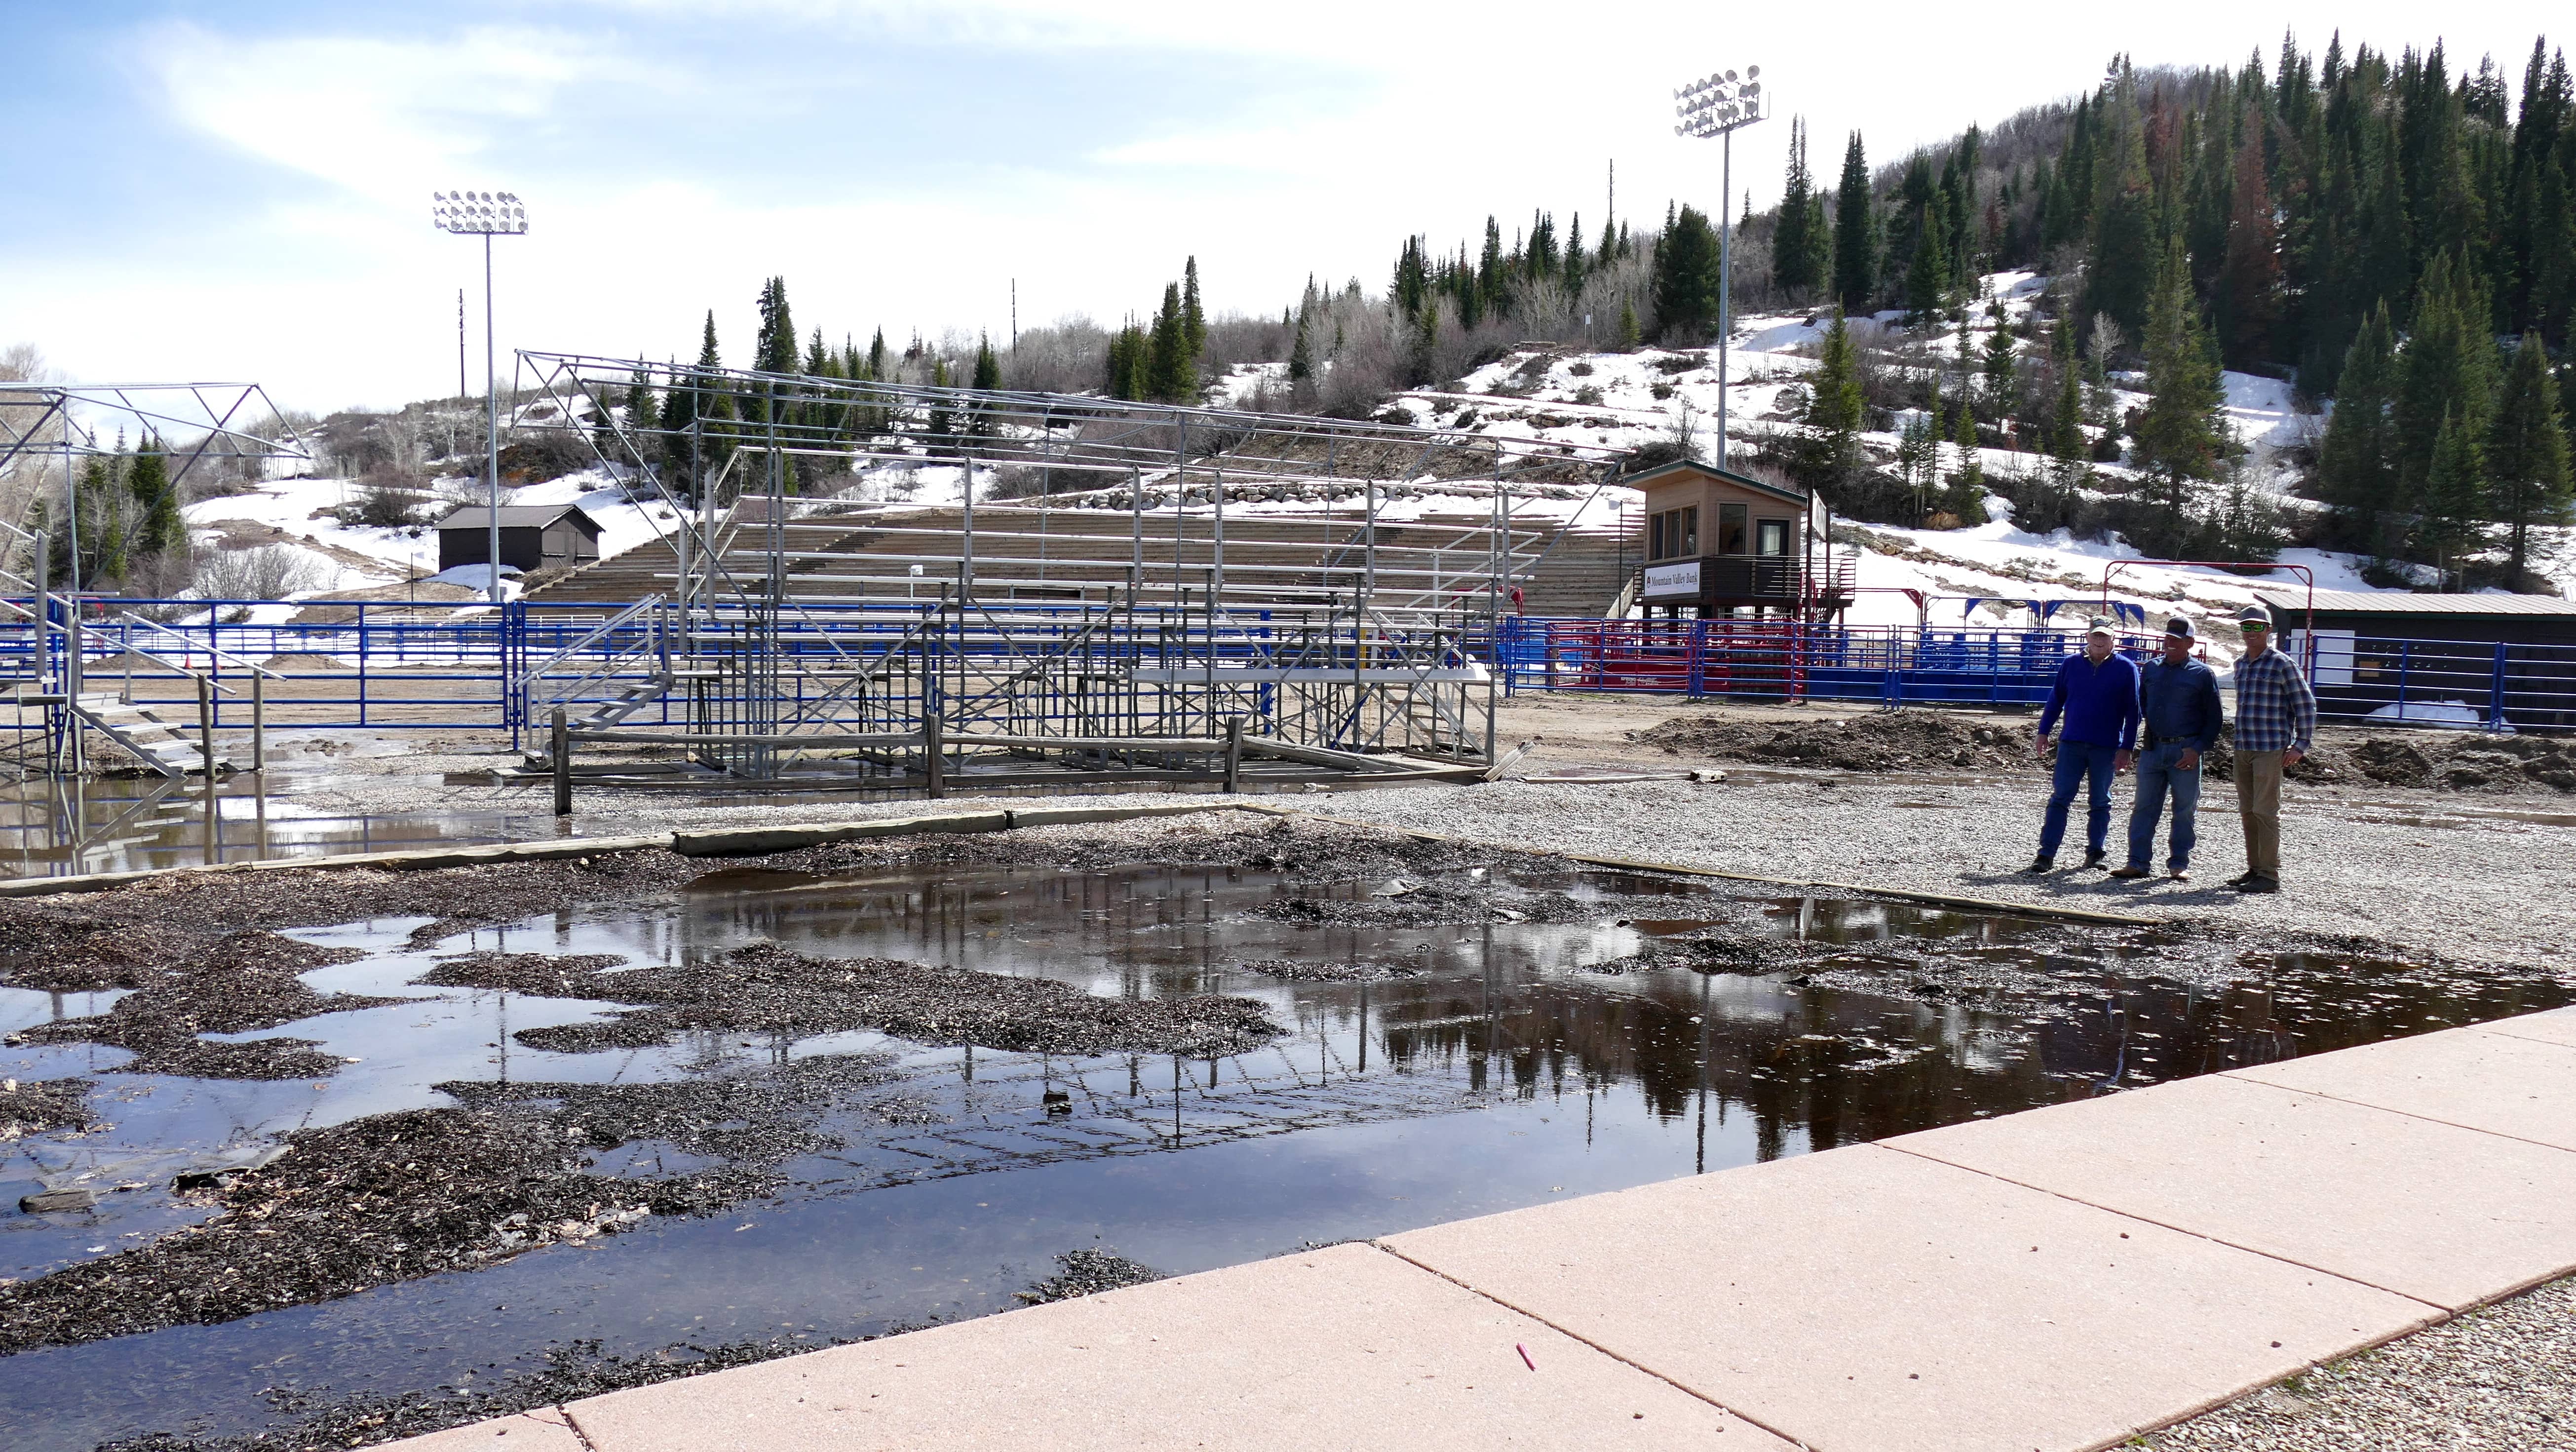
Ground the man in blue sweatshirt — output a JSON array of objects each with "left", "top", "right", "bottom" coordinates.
[
  {"left": 2027, "top": 617, "right": 2141, "bottom": 872},
  {"left": 2111, "top": 616, "right": 2225, "bottom": 882}
]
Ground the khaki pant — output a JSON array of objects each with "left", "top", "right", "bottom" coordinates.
[{"left": 2234, "top": 749, "right": 2284, "bottom": 881}]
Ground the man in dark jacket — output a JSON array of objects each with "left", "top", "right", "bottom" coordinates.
[
  {"left": 2111, "top": 616, "right": 2225, "bottom": 881},
  {"left": 2028, "top": 617, "right": 2142, "bottom": 872}
]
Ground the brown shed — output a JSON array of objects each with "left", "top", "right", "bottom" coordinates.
[
  {"left": 1624, "top": 459, "right": 1849, "bottom": 619},
  {"left": 436, "top": 504, "right": 603, "bottom": 575}
]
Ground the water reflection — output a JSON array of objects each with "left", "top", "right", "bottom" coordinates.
[{"left": 3, "top": 862, "right": 2570, "bottom": 1452}]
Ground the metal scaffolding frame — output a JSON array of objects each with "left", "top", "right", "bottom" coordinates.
[
  {"left": 1, "top": 382, "right": 310, "bottom": 777},
  {"left": 510, "top": 351, "right": 1634, "bottom": 786}
]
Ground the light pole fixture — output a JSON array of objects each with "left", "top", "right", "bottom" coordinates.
[
  {"left": 432, "top": 189, "right": 530, "bottom": 602},
  {"left": 1673, "top": 67, "right": 1766, "bottom": 470}
]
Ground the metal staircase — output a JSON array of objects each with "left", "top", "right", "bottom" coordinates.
[{"left": 68, "top": 695, "right": 226, "bottom": 777}]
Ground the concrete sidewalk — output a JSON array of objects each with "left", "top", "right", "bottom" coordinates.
[{"left": 390, "top": 1008, "right": 2576, "bottom": 1452}]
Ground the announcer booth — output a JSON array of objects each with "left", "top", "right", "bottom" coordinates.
[{"left": 1627, "top": 459, "right": 1848, "bottom": 621}]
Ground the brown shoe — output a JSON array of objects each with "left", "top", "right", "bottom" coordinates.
[{"left": 2108, "top": 865, "right": 2149, "bottom": 879}]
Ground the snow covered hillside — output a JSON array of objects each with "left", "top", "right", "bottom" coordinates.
[{"left": 185, "top": 270, "right": 2547, "bottom": 648}]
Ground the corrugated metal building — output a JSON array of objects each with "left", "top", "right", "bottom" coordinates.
[{"left": 2261, "top": 589, "right": 2576, "bottom": 732}]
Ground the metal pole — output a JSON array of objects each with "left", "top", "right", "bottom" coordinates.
[
  {"left": 485, "top": 233, "right": 504, "bottom": 603},
  {"left": 1717, "top": 126, "right": 1732, "bottom": 470},
  {"left": 1223, "top": 713, "right": 1242, "bottom": 793},
  {"left": 251, "top": 672, "right": 265, "bottom": 771},
  {"left": 551, "top": 706, "right": 572, "bottom": 816},
  {"left": 924, "top": 709, "right": 946, "bottom": 798},
  {"left": 196, "top": 673, "right": 214, "bottom": 775},
  {"left": 960, "top": 455, "right": 974, "bottom": 599}
]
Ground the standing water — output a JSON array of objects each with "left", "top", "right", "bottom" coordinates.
[{"left": 2, "top": 855, "right": 2567, "bottom": 1450}]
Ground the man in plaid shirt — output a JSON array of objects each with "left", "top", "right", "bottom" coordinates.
[{"left": 2228, "top": 604, "right": 2315, "bottom": 894}]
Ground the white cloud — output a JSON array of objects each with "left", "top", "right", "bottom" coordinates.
[{"left": 144, "top": 21, "right": 625, "bottom": 206}]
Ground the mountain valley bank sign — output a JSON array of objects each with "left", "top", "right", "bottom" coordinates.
[{"left": 1644, "top": 560, "right": 1700, "bottom": 599}]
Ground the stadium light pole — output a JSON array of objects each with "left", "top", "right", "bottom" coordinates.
[
  {"left": 431, "top": 190, "right": 530, "bottom": 602},
  {"left": 1674, "top": 67, "right": 1766, "bottom": 470}
]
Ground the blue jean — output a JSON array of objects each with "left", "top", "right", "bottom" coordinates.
[
  {"left": 2126, "top": 741, "right": 2203, "bottom": 870},
  {"left": 2038, "top": 742, "right": 2118, "bottom": 858}
]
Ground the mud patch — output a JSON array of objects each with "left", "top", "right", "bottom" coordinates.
[
  {"left": 1015, "top": 1248, "right": 1161, "bottom": 1304},
  {"left": 1230, "top": 956, "right": 1429, "bottom": 983},
  {"left": 6, "top": 931, "right": 393, "bottom": 1080},
  {"left": 0, "top": 1077, "right": 96, "bottom": 1139},
  {"left": 0, "top": 1055, "right": 911, "bottom": 1356},
  {"left": 421, "top": 944, "right": 1284, "bottom": 1058}
]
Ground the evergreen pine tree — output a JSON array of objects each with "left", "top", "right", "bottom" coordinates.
[
  {"left": 2132, "top": 241, "right": 2230, "bottom": 548},
  {"left": 1832, "top": 132, "right": 1877, "bottom": 312},
  {"left": 1798, "top": 308, "right": 1866, "bottom": 496},
  {"left": 1652, "top": 205, "right": 1722, "bottom": 340},
  {"left": 1562, "top": 213, "right": 1589, "bottom": 303},
  {"left": 2530, "top": 151, "right": 2575, "bottom": 348},
  {"left": 2315, "top": 304, "right": 2403, "bottom": 552},
  {"left": 2219, "top": 117, "right": 2284, "bottom": 366},
  {"left": 2394, "top": 252, "right": 2501, "bottom": 491},
  {"left": 625, "top": 366, "right": 658, "bottom": 436},
  {"left": 2084, "top": 124, "right": 2158, "bottom": 345},
  {"left": 1287, "top": 310, "right": 1314, "bottom": 389},
  {"left": 692, "top": 312, "right": 737, "bottom": 491},
  {"left": 1181, "top": 257, "right": 1206, "bottom": 360},
  {"left": 925, "top": 358, "right": 954, "bottom": 448},
  {"left": 1978, "top": 306, "right": 2019, "bottom": 421},
  {"left": 969, "top": 334, "right": 1001, "bottom": 438},
  {"left": 2416, "top": 407, "right": 2486, "bottom": 567},
  {"left": 126, "top": 435, "right": 185, "bottom": 562},
  {"left": 1945, "top": 396, "right": 1990, "bottom": 524},
  {"left": 1146, "top": 282, "right": 1192, "bottom": 402},
  {"left": 1478, "top": 217, "right": 1506, "bottom": 319},
  {"left": 660, "top": 354, "right": 698, "bottom": 487},
  {"left": 1904, "top": 207, "right": 1950, "bottom": 323},
  {"left": 2488, "top": 334, "right": 2575, "bottom": 581},
  {"left": 1773, "top": 118, "right": 1826, "bottom": 297},
  {"left": 1616, "top": 300, "right": 1641, "bottom": 351}
]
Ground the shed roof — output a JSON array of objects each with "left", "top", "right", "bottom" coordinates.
[
  {"left": 436, "top": 504, "right": 599, "bottom": 531},
  {"left": 2257, "top": 589, "right": 2576, "bottom": 617},
  {"left": 1616, "top": 458, "right": 1810, "bottom": 507}
]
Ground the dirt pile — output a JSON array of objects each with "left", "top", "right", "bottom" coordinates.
[
  {"left": 423, "top": 943, "right": 1285, "bottom": 1058},
  {"left": 1637, "top": 711, "right": 2574, "bottom": 794},
  {"left": 1638, "top": 712, "right": 2036, "bottom": 773}
]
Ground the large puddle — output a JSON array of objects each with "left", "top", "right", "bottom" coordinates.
[
  {"left": 0, "top": 741, "right": 542, "bottom": 879},
  {"left": 4, "top": 857, "right": 2571, "bottom": 1450}
]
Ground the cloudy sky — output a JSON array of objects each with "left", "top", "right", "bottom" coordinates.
[{"left": 2, "top": 2, "right": 2564, "bottom": 415}]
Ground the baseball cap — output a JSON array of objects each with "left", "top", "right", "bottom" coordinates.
[
  {"left": 2163, "top": 615, "right": 2194, "bottom": 639},
  {"left": 2236, "top": 605, "right": 2272, "bottom": 630},
  {"left": 2085, "top": 616, "right": 2116, "bottom": 637}
]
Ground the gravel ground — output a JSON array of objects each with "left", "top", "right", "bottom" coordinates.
[
  {"left": 2148, "top": 1274, "right": 2576, "bottom": 1450},
  {"left": 76, "top": 704, "right": 2572, "bottom": 971}
]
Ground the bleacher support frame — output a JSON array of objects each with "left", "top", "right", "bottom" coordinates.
[{"left": 505, "top": 352, "right": 1637, "bottom": 785}]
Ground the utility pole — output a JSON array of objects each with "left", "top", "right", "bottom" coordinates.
[{"left": 458, "top": 289, "right": 468, "bottom": 401}]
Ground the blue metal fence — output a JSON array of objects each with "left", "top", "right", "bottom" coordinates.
[
  {"left": 12, "top": 601, "right": 2568, "bottom": 745},
  {"left": 1496, "top": 617, "right": 2575, "bottom": 733}
]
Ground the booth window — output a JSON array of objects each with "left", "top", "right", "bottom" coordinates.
[{"left": 1719, "top": 503, "right": 1748, "bottom": 554}]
